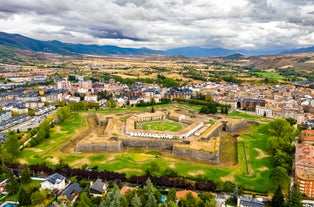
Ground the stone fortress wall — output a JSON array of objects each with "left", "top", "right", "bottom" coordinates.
[
  {"left": 125, "top": 111, "right": 204, "bottom": 139},
  {"left": 76, "top": 141, "right": 123, "bottom": 152},
  {"left": 75, "top": 110, "right": 247, "bottom": 163},
  {"left": 172, "top": 146, "right": 220, "bottom": 163}
]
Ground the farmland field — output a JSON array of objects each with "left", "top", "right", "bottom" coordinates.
[{"left": 250, "top": 71, "right": 283, "bottom": 80}]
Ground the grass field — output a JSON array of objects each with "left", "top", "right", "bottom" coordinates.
[
  {"left": 250, "top": 71, "right": 283, "bottom": 80},
  {"left": 142, "top": 121, "right": 183, "bottom": 132},
  {"left": 228, "top": 111, "right": 261, "bottom": 120},
  {"left": 17, "top": 107, "right": 274, "bottom": 194}
]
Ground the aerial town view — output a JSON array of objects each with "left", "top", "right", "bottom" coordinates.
[{"left": 0, "top": 0, "right": 314, "bottom": 207}]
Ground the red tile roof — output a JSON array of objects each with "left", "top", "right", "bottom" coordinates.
[
  {"left": 120, "top": 186, "right": 136, "bottom": 195},
  {"left": 301, "top": 130, "right": 314, "bottom": 141},
  {"left": 176, "top": 190, "right": 198, "bottom": 199}
]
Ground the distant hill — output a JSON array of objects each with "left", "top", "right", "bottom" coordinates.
[
  {"left": 0, "top": 32, "right": 314, "bottom": 57},
  {"left": 165, "top": 46, "right": 238, "bottom": 57},
  {"left": 282, "top": 46, "right": 314, "bottom": 54},
  {"left": 223, "top": 53, "right": 246, "bottom": 60},
  {"left": 0, "top": 32, "right": 163, "bottom": 56}
]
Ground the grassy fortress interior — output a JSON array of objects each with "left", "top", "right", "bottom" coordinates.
[{"left": 72, "top": 107, "right": 247, "bottom": 163}]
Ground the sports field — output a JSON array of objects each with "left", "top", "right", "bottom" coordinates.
[{"left": 142, "top": 120, "right": 183, "bottom": 132}]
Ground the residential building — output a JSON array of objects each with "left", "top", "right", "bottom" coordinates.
[
  {"left": 41, "top": 173, "right": 66, "bottom": 191},
  {"left": 0, "top": 110, "right": 12, "bottom": 123},
  {"left": 84, "top": 95, "right": 98, "bottom": 103},
  {"left": 237, "top": 197, "right": 264, "bottom": 207},
  {"left": 59, "top": 182, "right": 82, "bottom": 202},
  {"left": 295, "top": 131, "right": 314, "bottom": 198},
  {"left": 89, "top": 179, "right": 107, "bottom": 197}
]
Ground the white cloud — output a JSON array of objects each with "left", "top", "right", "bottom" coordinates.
[{"left": 0, "top": 0, "right": 313, "bottom": 50}]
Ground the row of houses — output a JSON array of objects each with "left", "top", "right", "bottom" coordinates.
[
  {"left": 39, "top": 173, "right": 107, "bottom": 203},
  {"left": 0, "top": 114, "right": 31, "bottom": 131}
]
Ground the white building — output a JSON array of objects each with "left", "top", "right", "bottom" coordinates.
[
  {"left": 256, "top": 106, "right": 272, "bottom": 117},
  {"left": 84, "top": 95, "right": 98, "bottom": 103},
  {"left": 0, "top": 110, "right": 12, "bottom": 123},
  {"left": 41, "top": 173, "right": 66, "bottom": 191}
]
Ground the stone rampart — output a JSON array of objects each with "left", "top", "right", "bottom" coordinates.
[
  {"left": 122, "top": 139, "right": 174, "bottom": 150},
  {"left": 75, "top": 141, "right": 122, "bottom": 152},
  {"left": 226, "top": 120, "right": 247, "bottom": 133},
  {"left": 172, "top": 145, "right": 220, "bottom": 163}
]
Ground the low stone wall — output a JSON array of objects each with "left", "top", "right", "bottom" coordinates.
[
  {"left": 172, "top": 145, "right": 220, "bottom": 163},
  {"left": 75, "top": 141, "right": 123, "bottom": 152},
  {"left": 206, "top": 124, "right": 222, "bottom": 139},
  {"left": 198, "top": 122, "right": 222, "bottom": 140},
  {"left": 122, "top": 139, "right": 174, "bottom": 150},
  {"left": 226, "top": 120, "right": 247, "bottom": 133}
]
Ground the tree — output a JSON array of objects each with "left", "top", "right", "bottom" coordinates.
[
  {"left": 274, "top": 150, "right": 292, "bottom": 173},
  {"left": 20, "top": 165, "right": 32, "bottom": 184},
  {"left": 271, "top": 185, "right": 284, "bottom": 207},
  {"left": 57, "top": 106, "right": 71, "bottom": 123},
  {"left": 106, "top": 99, "right": 117, "bottom": 108},
  {"left": 146, "top": 192, "right": 157, "bottom": 207},
  {"left": 111, "top": 184, "right": 122, "bottom": 207},
  {"left": 286, "top": 184, "right": 303, "bottom": 207},
  {"left": 205, "top": 95, "right": 213, "bottom": 102},
  {"left": 0, "top": 145, "right": 12, "bottom": 162},
  {"left": 223, "top": 181, "right": 235, "bottom": 193},
  {"left": 131, "top": 193, "right": 142, "bottom": 207},
  {"left": 145, "top": 163, "right": 161, "bottom": 177},
  {"left": 167, "top": 188, "right": 177, "bottom": 202},
  {"left": 268, "top": 118, "right": 296, "bottom": 141},
  {"left": 30, "top": 191, "right": 45, "bottom": 205},
  {"left": 0, "top": 162, "right": 8, "bottom": 181},
  {"left": 18, "top": 187, "right": 31, "bottom": 206},
  {"left": 286, "top": 118, "right": 297, "bottom": 126},
  {"left": 151, "top": 106, "right": 155, "bottom": 113},
  {"left": 163, "top": 168, "right": 178, "bottom": 178},
  {"left": 150, "top": 98, "right": 156, "bottom": 105},
  {"left": 200, "top": 192, "right": 217, "bottom": 207},
  {"left": 204, "top": 199, "right": 217, "bottom": 207},
  {"left": 6, "top": 169, "right": 19, "bottom": 195},
  {"left": 121, "top": 196, "right": 129, "bottom": 207},
  {"left": 4, "top": 135, "right": 20, "bottom": 159},
  {"left": 269, "top": 166, "right": 289, "bottom": 190},
  {"left": 77, "top": 192, "right": 93, "bottom": 207},
  {"left": 200, "top": 104, "right": 217, "bottom": 114},
  {"left": 181, "top": 192, "right": 197, "bottom": 207}
]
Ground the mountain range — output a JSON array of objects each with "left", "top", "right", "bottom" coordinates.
[{"left": 0, "top": 32, "right": 313, "bottom": 57}]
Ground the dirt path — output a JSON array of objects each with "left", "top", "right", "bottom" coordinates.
[
  {"left": 255, "top": 148, "right": 270, "bottom": 159},
  {"left": 60, "top": 115, "right": 95, "bottom": 153}
]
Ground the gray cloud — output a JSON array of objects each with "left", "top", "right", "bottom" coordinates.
[{"left": 0, "top": 0, "right": 313, "bottom": 50}]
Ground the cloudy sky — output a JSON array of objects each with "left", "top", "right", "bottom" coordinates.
[{"left": 0, "top": 0, "right": 313, "bottom": 50}]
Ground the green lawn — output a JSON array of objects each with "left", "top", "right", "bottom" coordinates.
[
  {"left": 228, "top": 111, "right": 260, "bottom": 120},
  {"left": 250, "top": 72, "right": 283, "bottom": 80},
  {"left": 18, "top": 112, "right": 87, "bottom": 165},
  {"left": 142, "top": 121, "right": 183, "bottom": 132},
  {"left": 235, "top": 123, "right": 274, "bottom": 193}
]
